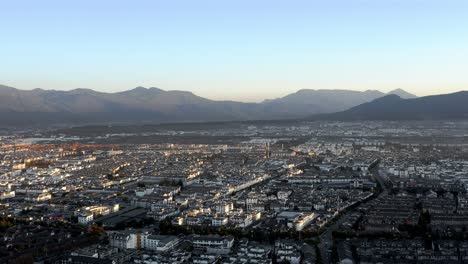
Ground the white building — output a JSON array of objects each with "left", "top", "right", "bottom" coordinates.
[
  {"left": 215, "top": 202, "right": 233, "bottom": 214},
  {"left": 211, "top": 217, "right": 229, "bottom": 227},
  {"left": 77, "top": 212, "right": 94, "bottom": 225},
  {"left": 193, "top": 235, "right": 234, "bottom": 254},
  {"left": 109, "top": 232, "right": 138, "bottom": 249},
  {"left": 143, "top": 235, "right": 180, "bottom": 252}
]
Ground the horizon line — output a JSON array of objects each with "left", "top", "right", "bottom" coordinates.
[{"left": 0, "top": 83, "right": 433, "bottom": 103}]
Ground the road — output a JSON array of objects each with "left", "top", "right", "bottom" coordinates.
[
  {"left": 318, "top": 211, "right": 351, "bottom": 264},
  {"left": 317, "top": 167, "right": 390, "bottom": 263}
]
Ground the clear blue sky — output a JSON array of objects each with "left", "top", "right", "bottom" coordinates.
[{"left": 1, "top": 0, "right": 468, "bottom": 102}]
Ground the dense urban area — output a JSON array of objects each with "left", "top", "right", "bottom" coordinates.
[{"left": 1, "top": 121, "right": 468, "bottom": 264}]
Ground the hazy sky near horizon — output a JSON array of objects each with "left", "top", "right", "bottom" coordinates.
[{"left": 2, "top": 0, "right": 468, "bottom": 102}]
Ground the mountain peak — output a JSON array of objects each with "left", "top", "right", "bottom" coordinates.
[
  {"left": 131, "top": 86, "right": 149, "bottom": 92},
  {"left": 296, "top": 88, "right": 314, "bottom": 93},
  {"left": 387, "top": 88, "right": 417, "bottom": 99},
  {"left": 131, "top": 86, "right": 163, "bottom": 91},
  {"left": 121, "top": 86, "right": 164, "bottom": 95}
]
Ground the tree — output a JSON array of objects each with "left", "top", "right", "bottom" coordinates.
[
  {"left": 0, "top": 217, "right": 13, "bottom": 231},
  {"left": 88, "top": 224, "right": 105, "bottom": 237}
]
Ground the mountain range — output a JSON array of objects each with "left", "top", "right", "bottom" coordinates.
[
  {"left": 261, "top": 88, "right": 416, "bottom": 115},
  {"left": 0, "top": 84, "right": 418, "bottom": 126},
  {"left": 310, "top": 91, "right": 468, "bottom": 120}
]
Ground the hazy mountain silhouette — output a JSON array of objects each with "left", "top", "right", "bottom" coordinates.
[
  {"left": 260, "top": 89, "right": 386, "bottom": 115},
  {"left": 0, "top": 84, "right": 260, "bottom": 125},
  {"left": 310, "top": 91, "right": 468, "bottom": 120},
  {"left": 386, "top": 88, "right": 417, "bottom": 99},
  {"left": 0, "top": 84, "right": 423, "bottom": 126}
]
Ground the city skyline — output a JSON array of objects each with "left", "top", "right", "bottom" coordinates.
[{"left": 2, "top": 0, "right": 468, "bottom": 102}]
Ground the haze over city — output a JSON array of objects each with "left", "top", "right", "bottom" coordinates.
[{"left": 2, "top": 0, "right": 468, "bottom": 101}]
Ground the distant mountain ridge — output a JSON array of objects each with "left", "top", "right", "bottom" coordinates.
[
  {"left": 309, "top": 91, "right": 468, "bottom": 120},
  {"left": 0, "top": 84, "right": 418, "bottom": 126},
  {"left": 260, "top": 89, "right": 385, "bottom": 114},
  {"left": 387, "top": 88, "right": 417, "bottom": 99}
]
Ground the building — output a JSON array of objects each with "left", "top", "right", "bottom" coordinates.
[
  {"left": 193, "top": 235, "right": 234, "bottom": 254},
  {"left": 142, "top": 235, "right": 180, "bottom": 252},
  {"left": 78, "top": 212, "right": 94, "bottom": 225}
]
